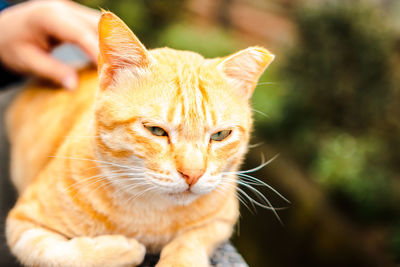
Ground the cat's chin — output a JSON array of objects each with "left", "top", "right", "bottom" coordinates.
[{"left": 166, "top": 191, "right": 201, "bottom": 206}]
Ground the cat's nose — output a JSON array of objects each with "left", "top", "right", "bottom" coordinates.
[{"left": 178, "top": 169, "right": 205, "bottom": 186}]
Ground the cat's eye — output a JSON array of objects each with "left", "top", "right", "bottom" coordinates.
[
  {"left": 210, "top": 130, "right": 232, "bottom": 141},
  {"left": 145, "top": 126, "right": 168, "bottom": 137}
]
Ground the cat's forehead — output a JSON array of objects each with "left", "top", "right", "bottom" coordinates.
[
  {"left": 148, "top": 48, "right": 225, "bottom": 99},
  {"left": 102, "top": 48, "right": 250, "bottom": 135},
  {"left": 150, "top": 48, "right": 206, "bottom": 70},
  {"left": 146, "top": 49, "right": 249, "bottom": 131}
]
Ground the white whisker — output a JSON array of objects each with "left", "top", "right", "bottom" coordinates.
[
  {"left": 215, "top": 186, "right": 254, "bottom": 214},
  {"left": 49, "top": 155, "right": 138, "bottom": 171},
  {"left": 237, "top": 174, "right": 290, "bottom": 203},
  {"left": 220, "top": 167, "right": 289, "bottom": 225},
  {"left": 236, "top": 154, "right": 279, "bottom": 174},
  {"left": 64, "top": 168, "right": 136, "bottom": 191},
  {"left": 252, "top": 108, "right": 269, "bottom": 118},
  {"left": 257, "top": 82, "right": 276, "bottom": 86},
  {"left": 248, "top": 142, "right": 264, "bottom": 149}
]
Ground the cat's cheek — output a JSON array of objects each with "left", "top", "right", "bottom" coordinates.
[{"left": 209, "top": 133, "right": 247, "bottom": 165}]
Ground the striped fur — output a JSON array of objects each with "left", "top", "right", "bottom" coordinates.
[{"left": 5, "top": 12, "right": 274, "bottom": 267}]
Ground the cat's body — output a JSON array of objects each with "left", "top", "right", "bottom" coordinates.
[
  {"left": 6, "top": 67, "right": 238, "bottom": 252},
  {"left": 5, "top": 12, "right": 273, "bottom": 267}
]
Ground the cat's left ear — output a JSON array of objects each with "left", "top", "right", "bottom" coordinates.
[
  {"left": 218, "top": 47, "right": 274, "bottom": 99},
  {"left": 98, "top": 11, "right": 151, "bottom": 89}
]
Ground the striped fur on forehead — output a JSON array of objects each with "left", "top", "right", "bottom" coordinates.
[{"left": 168, "top": 72, "right": 213, "bottom": 138}]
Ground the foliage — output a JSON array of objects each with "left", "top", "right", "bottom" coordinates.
[
  {"left": 311, "top": 133, "right": 398, "bottom": 220},
  {"left": 77, "top": 0, "right": 188, "bottom": 45},
  {"left": 257, "top": 1, "right": 400, "bottom": 225},
  {"left": 157, "top": 23, "right": 239, "bottom": 58}
]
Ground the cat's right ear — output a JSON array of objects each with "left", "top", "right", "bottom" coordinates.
[
  {"left": 218, "top": 47, "right": 274, "bottom": 99},
  {"left": 98, "top": 11, "right": 151, "bottom": 89}
]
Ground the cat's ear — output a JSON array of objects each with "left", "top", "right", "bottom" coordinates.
[
  {"left": 98, "top": 11, "right": 151, "bottom": 89},
  {"left": 218, "top": 47, "right": 274, "bottom": 99}
]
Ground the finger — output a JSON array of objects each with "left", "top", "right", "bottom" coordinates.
[
  {"left": 74, "top": 11, "right": 99, "bottom": 33},
  {"left": 18, "top": 45, "right": 78, "bottom": 90},
  {"left": 39, "top": 13, "right": 99, "bottom": 64},
  {"left": 67, "top": 1, "right": 101, "bottom": 31}
]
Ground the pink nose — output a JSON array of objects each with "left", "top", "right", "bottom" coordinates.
[{"left": 178, "top": 169, "right": 205, "bottom": 186}]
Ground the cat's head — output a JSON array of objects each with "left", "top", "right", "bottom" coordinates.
[{"left": 93, "top": 12, "right": 274, "bottom": 206}]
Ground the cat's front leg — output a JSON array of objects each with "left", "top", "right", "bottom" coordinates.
[
  {"left": 6, "top": 217, "right": 146, "bottom": 267},
  {"left": 156, "top": 220, "right": 233, "bottom": 267}
]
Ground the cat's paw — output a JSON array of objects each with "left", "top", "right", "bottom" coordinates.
[{"left": 69, "top": 235, "right": 146, "bottom": 267}]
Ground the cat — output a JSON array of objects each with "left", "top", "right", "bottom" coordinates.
[{"left": 5, "top": 11, "right": 274, "bottom": 267}]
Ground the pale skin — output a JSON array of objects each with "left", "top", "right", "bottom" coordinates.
[{"left": 0, "top": 0, "right": 99, "bottom": 89}]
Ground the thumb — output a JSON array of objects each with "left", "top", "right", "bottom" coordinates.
[{"left": 18, "top": 45, "right": 78, "bottom": 90}]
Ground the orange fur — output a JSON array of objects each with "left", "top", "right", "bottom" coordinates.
[{"left": 5, "top": 12, "right": 274, "bottom": 267}]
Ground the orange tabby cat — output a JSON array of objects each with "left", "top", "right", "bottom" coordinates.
[{"left": 5, "top": 12, "right": 274, "bottom": 267}]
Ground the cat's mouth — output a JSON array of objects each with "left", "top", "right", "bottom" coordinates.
[{"left": 166, "top": 189, "right": 200, "bottom": 205}]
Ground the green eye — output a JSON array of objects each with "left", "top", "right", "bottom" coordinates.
[
  {"left": 145, "top": 126, "right": 168, "bottom": 137},
  {"left": 210, "top": 130, "right": 232, "bottom": 141}
]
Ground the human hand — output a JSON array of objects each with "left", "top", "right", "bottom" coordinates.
[{"left": 0, "top": 0, "right": 100, "bottom": 89}]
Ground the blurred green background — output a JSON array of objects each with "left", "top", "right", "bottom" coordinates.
[{"left": 77, "top": 0, "right": 400, "bottom": 266}]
